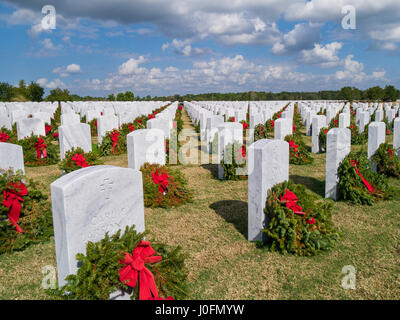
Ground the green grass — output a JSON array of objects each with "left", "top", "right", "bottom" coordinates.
[{"left": 0, "top": 111, "right": 399, "bottom": 300}]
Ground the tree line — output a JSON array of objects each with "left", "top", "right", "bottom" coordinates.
[{"left": 1, "top": 80, "right": 399, "bottom": 103}]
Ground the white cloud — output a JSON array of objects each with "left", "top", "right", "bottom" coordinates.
[
  {"left": 53, "top": 64, "right": 81, "bottom": 77},
  {"left": 299, "top": 42, "right": 343, "bottom": 68},
  {"left": 37, "top": 78, "right": 66, "bottom": 89},
  {"left": 118, "top": 56, "right": 147, "bottom": 75},
  {"left": 272, "top": 23, "right": 321, "bottom": 55}
]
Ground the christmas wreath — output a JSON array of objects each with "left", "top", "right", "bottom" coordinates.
[
  {"left": 0, "top": 169, "right": 53, "bottom": 255},
  {"left": 254, "top": 124, "right": 267, "bottom": 142},
  {"left": 349, "top": 120, "right": 367, "bottom": 145},
  {"left": 58, "top": 147, "right": 103, "bottom": 173},
  {"left": 99, "top": 129, "right": 127, "bottom": 156},
  {"left": 284, "top": 135, "right": 313, "bottom": 165},
  {"left": 219, "top": 141, "right": 247, "bottom": 180},
  {"left": 48, "top": 225, "right": 188, "bottom": 300},
  {"left": 262, "top": 180, "right": 340, "bottom": 256},
  {"left": 17, "top": 135, "right": 59, "bottom": 166},
  {"left": 337, "top": 152, "right": 396, "bottom": 205},
  {"left": 371, "top": 143, "right": 400, "bottom": 178},
  {"left": 141, "top": 163, "right": 193, "bottom": 208},
  {"left": 0, "top": 126, "right": 17, "bottom": 144},
  {"left": 318, "top": 127, "right": 329, "bottom": 153}
]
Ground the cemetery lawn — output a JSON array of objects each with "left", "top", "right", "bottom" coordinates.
[{"left": 1, "top": 112, "right": 399, "bottom": 300}]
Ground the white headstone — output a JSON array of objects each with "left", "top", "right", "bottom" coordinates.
[
  {"left": 58, "top": 123, "right": 92, "bottom": 160},
  {"left": 0, "top": 142, "right": 25, "bottom": 174},
  {"left": 97, "top": 115, "right": 119, "bottom": 144},
  {"left": 274, "top": 118, "right": 292, "bottom": 140},
  {"left": 312, "top": 115, "right": 327, "bottom": 153},
  {"left": 368, "top": 122, "right": 386, "bottom": 159},
  {"left": 51, "top": 165, "right": 145, "bottom": 287},
  {"left": 248, "top": 139, "right": 289, "bottom": 241},
  {"left": 127, "top": 129, "right": 166, "bottom": 170},
  {"left": 325, "top": 128, "right": 351, "bottom": 200},
  {"left": 16, "top": 118, "right": 46, "bottom": 140}
]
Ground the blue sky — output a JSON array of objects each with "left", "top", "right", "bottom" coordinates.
[{"left": 0, "top": 0, "right": 399, "bottom": 97}]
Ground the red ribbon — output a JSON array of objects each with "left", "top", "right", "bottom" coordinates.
[
  {"left": 387, "top": 148, "right": 394, "bottom": 158},
  {"left": 280, "top": 189, "right": 305, "bottom": 215},
  {"left": 148, "top": 114, "right": 154, "bottom": 120},
  {"left": 0, "top": 132, "right": 10, "bottom": 142},
  {"left": 128, "top": 124, "right": 135, "bottom": 132},
  {"left": 110, "top": 130, "right": 120, "bottom": 154},
  {"left": 53, "top": 132, "right": 59, "bottom": 138},
  {"left": 242, "top": 122, "right": 248, "bottom": 130},
  {"left": 2, "top": 181, "right": 28, "bottom": 233},
  {"left": 71, "top": 153, "right": 89, "bottom": 168},
  {"left": 45, "top": 125, "right": 52, "bottom": 136},
  {"left": 119, "top": 240, "right": 162, "bottom": 300},
  {"left": 270, "top": 120, "right": 274, "bottom": 128},
  {"left": 152, "top": 170, "right": 169, "bottom": 193},
  {"left": 34, "top": 137, "right": 47, "bottom": 159},
  {"left": 350, "top": 160, "right": 374, "bottom": 193}
]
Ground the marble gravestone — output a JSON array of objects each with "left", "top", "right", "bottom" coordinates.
[
  {"left": 325, "top": 128, "right": 351, "bottom": 200},
  {"left": 274, "top": 118, "right": 292, "bottom": 140},
  {"left": 50, "top": 165, "right": 145, "bottom": 290},
  {"left": 61, "top": 113, "right": 80, "bottom": 126},
  {"left": 97, "top": 115, "right": 119, "bottom": 144},
  {"left": 58, "top": 123, "right": 92, "bottom": 160},
  {"left": 368, "top": 122, "right": 385, "bottom": 159},
  {"left": 33, "top": 112, "right": 52, "bottom": 125},
  {"left": 16, "top": 118, "right": 46, "bottom": 140},
  {"left": 0, "top": 142, "right": 25, "bottom": 174},
  {"left": 312, "top": 115, "right": 327, "bottom": 153},
  {"left": 0, "top": 115, "right": 12, "bottom": 130},
  {"left": 248, "top": 139, "right": 289, "bottom": 242},
  {"left": 127, "top": 129, "right": 165, "bottom": 170},
  {"left": 394, "top": 118, "right": 400, "bottom": 154}
]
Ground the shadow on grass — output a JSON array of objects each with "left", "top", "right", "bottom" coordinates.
[
  {"left": 209, "top": 200, "right": 248, "bottom": 238},
  {"left": 201, "top": 164, "right": 219, "bottom": 179},
  {"left": 290, "top": 174, "right": 325, "bottom": 197}
]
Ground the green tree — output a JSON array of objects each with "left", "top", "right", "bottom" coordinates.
[
  {"left": 26, "top": 81, "right": 44, "bottom": 102},
  {"left": 116, "top": 92, "right": 125, "bottom": 101},
  {"left": 124, "top": 91, "right": 134, "bottom": 101},
  {"left": 46, "top": 88, "right": 71, "bottom": 102},
  {"left": 383, "top": 85, "right": 399, "bottom": 102},
  {"left": 366, "top": 86, "right": 384, "bottom": 101},
  {"left": 0, "top": 82, "right": 13, "bottom": 101},
  {"left": 339, "top": 87, "right": 361, "bottom": 102},
  {"left": 108, "top": 94, "right": 116, "bottom": 101}
]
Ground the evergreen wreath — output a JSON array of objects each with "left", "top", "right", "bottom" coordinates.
[
  {"left": 0, "top": 126, "right": 17, "bottom": 144},
  {"left": 371, "top": 143, "right": 400, "bottom": 178},
  {"left": 254, "top": 124, "right": 268, "bottom": 142},
  {"left": 0, "top": 169, "right": 53, "bottom": 255},
  {"left": 220, "top": 141, "right": 247, "bottom": 180},
  {"left": 284, "top": 134, "right": 313, "bottom": 165},
  {"left": 262, "top": 180, "right": 340, "bottom": 256},
  {"left": 99, "top": 129, "right": 127, "bottom": 156},
  {"left": 318, "top": 127, "right": 329, "bottom": 153},
  {"left": 48, "top": 225, "right": 188, "bottom": 300},
  {"left": 17, "top": 134, "right": 59, "bottom": 166},
  {"left": 58, "top": 147, "right": 103, "bottom": 173},
  {"left": 337, "top": 151, "right": 397, "bottom": 205},
  {"left": 141, "top": 163, "right": 193, "bottom": 208}
]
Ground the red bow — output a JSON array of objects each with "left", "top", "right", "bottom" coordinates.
[
  {"left": 110, "top": 130, "right": 120, "bottom": 154},
  {"left": 148, "top": 114, "right": 154, "bottom": 120},
  {"left": 152, "top": 170, "right": 169, "bottom": 193},
  {"left": 280, "top": 189, "right": 305, "bottom": 215},
  {"left": 71, "top": 153, "right": 89, "bottom": 168},
  {"left": 178, "top": 106, "right": 183, "bottom": 110},
  {"left": 119, "top": 241, "right": 162, "bottom": 300},
  {"left": 288, "top": 140, "right": 299, "bottom": 157},
  {"left": 34, "top": 137, "right": 47, "bottom": 159},
  {"left": 137, "top": 119, "right": 143, "bottom": 124},
  {"left": 45, "top": 125, "right": 52, "bottom": 136},
  {"left": 293, "top": 125, "right": 296, "bottom": 132},
  {"left": 350, "top": 160, "right": 374, "bottom": 193},
  {"left": 242, "top": 122, "right": 248, "bottom": 130},
  {"left": 387, "top": 148, "right": 394, "bottom": 158},
  {"left": 306, "top": 217, "right": 316, "bottom": 225},
  {"left": 0, "top": 132, "right": 10, "bottom": 142},
  {"left": 2, "top": 181, "right": 28, "bottom": 233},
  {"left": 270, "top": 120, "right": 274, "bottom": 128},
  {"left": 94, "top": 120, "right": 97, "bottom": 128},
  {"left": 53, "top": 132, "right": 59, "bottom": 138},
  {"left": 128, "top": 124, "right": 135, "bottom": 132}
]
